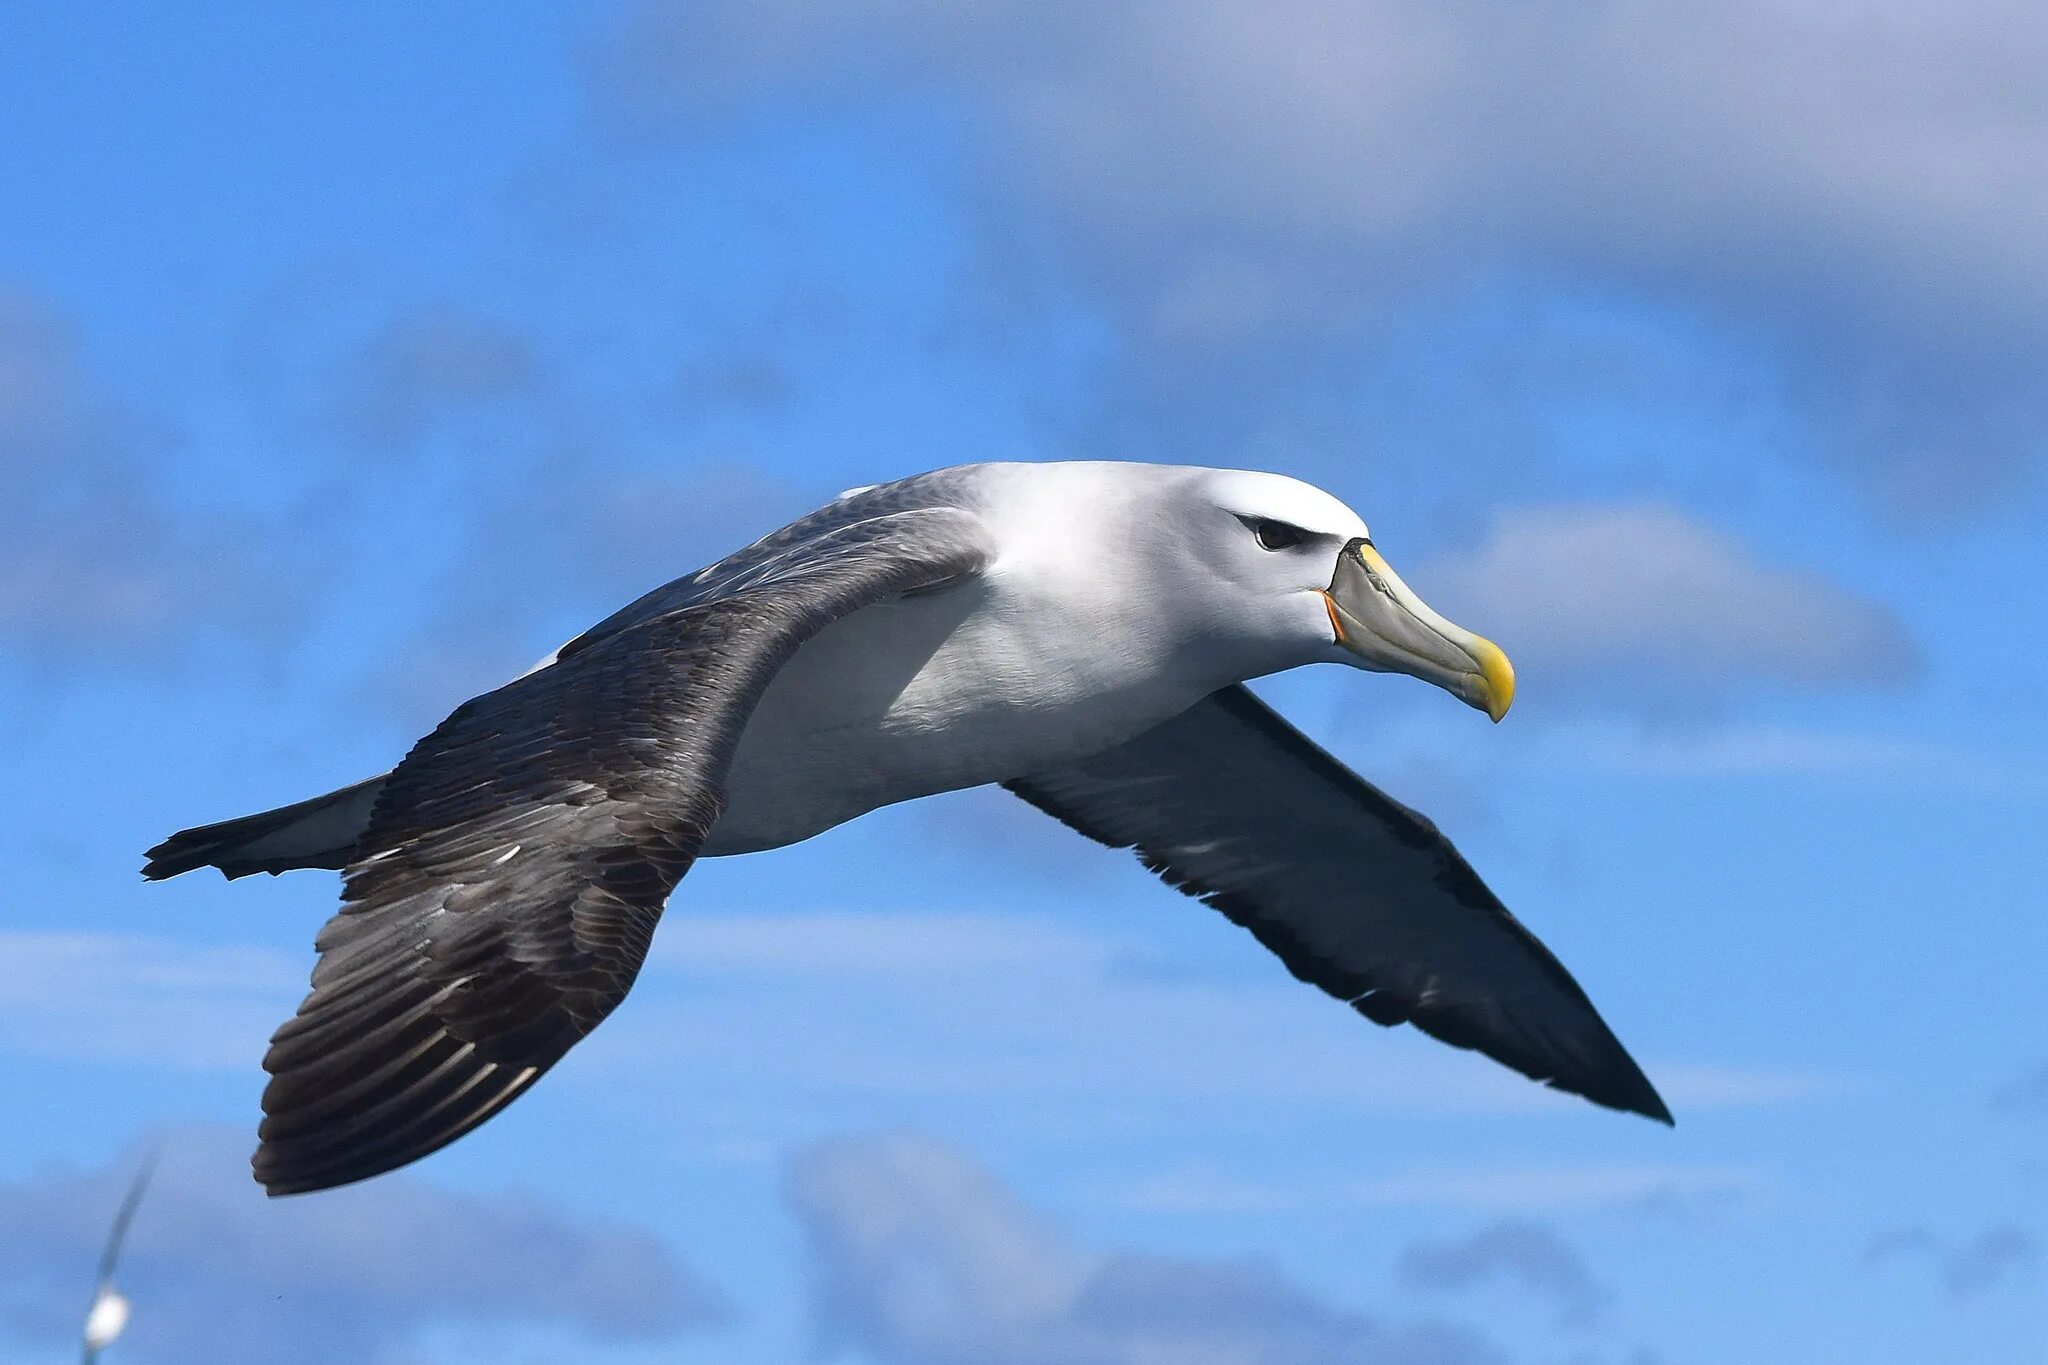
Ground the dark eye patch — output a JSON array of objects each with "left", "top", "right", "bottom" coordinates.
[{"left": 1249, "top": 518, "right": 1308, "bottom": 551}]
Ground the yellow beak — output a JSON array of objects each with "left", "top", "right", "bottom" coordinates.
[{"left": 1325, "top": 540, "right": 1516, "bottom": 723}]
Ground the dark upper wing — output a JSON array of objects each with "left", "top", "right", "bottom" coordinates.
[
  {"left": 1005, "top": 684, "right": 1670, "bottom": 1124},
  {"left": 256, "top": 508, "right": 991, "bottom": 1195}
]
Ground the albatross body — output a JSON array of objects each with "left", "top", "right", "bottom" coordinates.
[{"left": 146, "top": 460, "right": 1668, "bottom": 1195}]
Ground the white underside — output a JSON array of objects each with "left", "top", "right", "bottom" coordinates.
[
  {"left": 702, "top": 567, "right": 1226, "bottom": 855},
  {"left": 239, "top": 461, "right": 1356, "bottom": 870}
]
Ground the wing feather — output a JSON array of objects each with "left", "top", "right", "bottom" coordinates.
[
  {"left": 256, "top": 508, "right": 990, "bottom": 1194},
  {"left": 1006, "top": 684, "right": 1669, "bottom": 1124}
]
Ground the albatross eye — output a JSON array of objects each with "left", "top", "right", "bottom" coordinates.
[{"left": 1249, "top": 518, "right": 1308, "bottom": 552}]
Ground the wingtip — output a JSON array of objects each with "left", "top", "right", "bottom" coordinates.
[
  {"left": 139, "top": 837, "right": 189, "bottom": 882},
  {"left": 1603, "top": 1071, "right": 1674, "bottom": 1127},
  {"left": 140, "top": 830, "right": 237, "bottom": 882},
  {"left": 1631, "top": 1094, "right": 1676, "bottom": 1127}
]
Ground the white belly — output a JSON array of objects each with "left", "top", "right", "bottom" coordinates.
[{"left": 702, "top": 576, "right": 1215, "bottom": 855}]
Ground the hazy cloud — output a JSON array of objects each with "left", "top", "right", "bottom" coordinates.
[
  {"left": 1420, "top": 504, "right": 1915, "bottom": 700},
  {"left": 1943, "top": 1228, "right": 2040, "bottom": 1299},
  {"left": 355, "top": 454, "right": 813, "bottom": 729},
  {"left": 1118, "top": 1160, "right": 1760, "bottom": 1218},
  {"left": 1531, "top": 722, "right": 2039, "bottom": 790},
  {"left": 787, "top": 1131, "right": 1499, "bottom": 1365},
  {"left": 1395, "top": 1220, "right": 1606, "bottom": 1327},
  {"left": 322, "top": 301, "right": 540, "bottom": 448},
  {"left": 0, "top": 932, "right": 297, "bottom": 1071},
  {"left": 0, "top": 1130, "right": 729, "bottom": 1365},
  {"left": 0, "top": 285, "right": 310, "bottom": 668},
  {"left": 589, "top": 908, "right": 1805, "bottom": 1160},
  {"left": 591, "top": 0, "right": 2048, "bottom": 506},
  {"left": 1863, "top": 1223, "right": 2039, "bottom": 1299},
  {"left": 1992, "top": 1058, "right": 2048, "bottom": 1114}
]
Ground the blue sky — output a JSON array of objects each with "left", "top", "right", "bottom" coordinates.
[{"left": 2, "top": 3, "right": 2045, "bottom": 1362}]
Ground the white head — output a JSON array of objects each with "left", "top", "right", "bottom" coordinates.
[{"left": 986, "top": 462, "right": 1514, "bottom": 719}]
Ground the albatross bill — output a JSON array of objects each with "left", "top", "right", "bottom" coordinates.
[
  {"left": 142, "top": 460, "right": 1668, "bottom": 1195},
  {"left": 1324, "top": 537, "right": 1516, "bottom": 723}
]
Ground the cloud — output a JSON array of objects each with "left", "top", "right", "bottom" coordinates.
[
  {"left": 0, "top": 1129, "right": 729, "bottom": 1365},
  {"left": 1861, "top": 1226, "right": 1941, "bottom": 1267},
  {"left": 581, "top": 909, "right": 1803, "bottom": 1180},
  {"left": 589, "top": 0, "right": 2048, "bottom": 507},
  {"left": 1118, "top": 1160, "right": 1759, "bottom": 1218},
  {"left": 1395, "top": 1220, "right": 1606, "bottom": 1327},
  {"left": 1347, "top": 1163, "right": 1761, "bottom": 1217},
  {"left": 786, "top": 1131, "right": 1500, "bottom": 1365},
  {"left": 1992, "top": 1058, "right": 2048, "bottom": 1114},
  {"left": 255, "top": 281, "right": 827, "bottom": 730},
  {"left": 1418, "top": 504, "right": 1915, "bottom": 701},
  {"left": 1943, "top": 1228, "right": 2040, "bottom": 1299},
  {"left": 1528, "top": 722, "right": 2040, "bottom": 790},
  {"left": 0, "top": 931, "right": 298, "bottom": 1071},
  {"left": 628, "top": 908, "right": 1580, "bottom": 1123},
  {"left": 354, "top": 454, "right": 814, "bottom": 729},
  {"left": 0, "top": 285, "right": 311, "bottom": 669},
  {"left": 321, "top": 301, "right": 541, "bottom": 448},
  {"left": 1862, "top": 1224, "right": 2039, "bottom": 1299}
]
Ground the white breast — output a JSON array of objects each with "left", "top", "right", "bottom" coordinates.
[{"left": 704, "top": 561, "right": 1215, "bottom": 856}]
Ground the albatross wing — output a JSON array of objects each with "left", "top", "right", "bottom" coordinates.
[
  {"left": 1006, "top": 684, "right": 1670, "bottom": 1124},
  {"left": 255, "top": 507, "right": 991, "bottom": 1195}
]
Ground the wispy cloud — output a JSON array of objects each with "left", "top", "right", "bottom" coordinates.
[
  {"left": 786, "top": 1131, "right": 1500, "bottom": 1365},
  {"left": 591, "top": 0, "right": 2048, "bottom": 508},
  {"left": 589, "top": 910, "right": 1811, "bottom": 1150},
  {"left": 0, "top": 932, "right": 299, "bottom": 1071},
  {"left": 1119, "top": 1160, "right": 1762, "bottom": 1217},
  {"left": 0, "top": 286, "right": 315, "bottom": 670},
  {"left": 321, "top": 300, "right": 541, "bottom": 449},
  {"left": 1991, "top": 1057, "right": 2048, "bottom": 1115},
  {"left": 1534, "top": 724, "right": 2037, "bottom": 789},
  {"left": 352, "top": 454, "right": 813, "bottom": 729},
  {"left": 1396, "top": 1219, "right": 1607, "bottom": 1327},
  {"left": 1420, "top": 503, "right": 1915, "bottom": 700},
  {"left": 0, "top": 1129, "right": 729, "bottom": 1364},
  {"left": 1348, "top": 1164, "right": 1762, "bottom": 1217},
  {"left": 1864, "top": 1223, "right": 2040, "bottom": 1300}
]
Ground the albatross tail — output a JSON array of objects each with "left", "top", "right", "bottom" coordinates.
[{"left": 142, "top": 775, "right": 387, "bottom": 881}]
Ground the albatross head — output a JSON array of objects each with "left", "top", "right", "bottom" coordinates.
[{"left": 1174, "top": 468, "right": 1516, "bottom": 721}]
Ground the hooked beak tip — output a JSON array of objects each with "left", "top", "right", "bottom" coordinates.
[{"left": 1470, "top": 636, "right": 1515, "bottom": 722}]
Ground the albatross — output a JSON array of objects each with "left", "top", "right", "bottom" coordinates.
[{"left": 145, "top": 461, "right": 1668, "bottom": 1195}]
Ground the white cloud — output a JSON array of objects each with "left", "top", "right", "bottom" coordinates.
[
  {"left": 354, "top": 454, "right": 813, "bottom": 730},
  {"left": 1992, "top": 1058, "right": 2048, "bottom": 1114},
  {"left": 664, "top": 908, "right": 1112, "bottom": 979},
  {"left": 628, "top": 909, "right": 1600, "bottom": 1120},
  {"left": 584, "top": 909, "right": 1811, "bottom": 1155},
  {"left": 0, "top": 932, "right": 299, "bottom": 1070},
  {"left": 0, "top": 1129, "right": 728, "bottom": 1364},
  {"left": 0, "top": 286, "right": 311, "bottom": 667},
  {"left": 787, "top": 1131, "right": 1500, "bottom": 1365},
  {"left": 1118, "top": 1160, "right": 1762, "bottom": 1217},
  {"left": 321, "top": 301, "right": 540, "bottom": 448},
  {"left": 593, "top": 0, "right": 2048, "bottom": 502},
  {"left": 1539, "top": 723, "right": 2019, "bottom": 784},
  {"left": 1345, "top": 1163, "right": 1763, "bottom": 1216},
  {"left": 597, "top": 0, "right": 2048, "bottom": 322},
  {"left": 1395, "top": 1220, "right": 1607, "bottom": 1327},
  {"left": 1864, "top": 1223, "right": 2041, "bottom": 1300},
  {"left": 1419, "top": 503, "right": 1915, "bottom": 693}
]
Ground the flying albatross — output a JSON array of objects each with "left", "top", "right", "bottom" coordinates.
[
  {"left": 145, "top": 461, "right": 1668, "bottom": 1195},
  {"left": 80, "top": 1147, "right": 155, "bottom": 1364}
]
